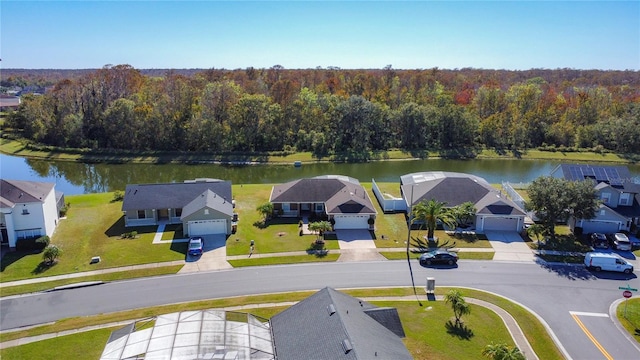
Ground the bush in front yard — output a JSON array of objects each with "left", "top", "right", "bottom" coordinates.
[{"left": 16, "top": 235, "right": 50, "bottom": 252}]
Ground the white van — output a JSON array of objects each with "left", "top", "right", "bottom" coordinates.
[{"left": 584, "top": 252, "right": 634, "bottom": 274}]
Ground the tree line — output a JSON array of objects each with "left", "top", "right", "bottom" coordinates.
[{"left": 6, "top": 65, "right": 640, "bottom": 160}]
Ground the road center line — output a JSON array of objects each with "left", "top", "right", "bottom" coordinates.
[
  {"left": 570, "top": 313, "right": 613, "bottom": 360},
  {"left": 569, "top": 311, "right": 609, "bottom": 318}
]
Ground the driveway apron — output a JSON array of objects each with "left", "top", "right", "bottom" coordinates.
[
  {"left": 484, "top": 231, "right": 535, "bottom": 262},
  {"left": 179, "top": 234, "right": 232, "bottom": 273},
  {"left": 334, "top": 229, "right": 385, "bottom": 262}
]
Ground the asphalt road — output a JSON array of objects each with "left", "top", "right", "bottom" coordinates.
[{"left": 2, "top": 260, "right": 640, "bottom": 359}]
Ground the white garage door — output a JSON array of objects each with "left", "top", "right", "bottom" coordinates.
[
  {"left": 333, "top": 215, "right": 369, "bottom": 230},
  {"left": 483, "top": 217, "right": 520, "bottom": 231},
  {"left": 188, "top": 219, "right": 227, "bottom": 236},
  {"left": 580, "top": 221, "right": 620, "bottom": 234}
]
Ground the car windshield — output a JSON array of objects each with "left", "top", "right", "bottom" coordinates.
[{"left": 189, "top": 241, "right": 201, "bottom": 248}]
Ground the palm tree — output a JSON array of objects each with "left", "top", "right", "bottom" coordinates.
[
  {"left": 444, "top": 289, "right": 470, "bottom": 325},
  {"left": 482, "top": 343, "right": 525, "bottom": 360},
  {"left": 412, "top": 199, "right": 457, "bottom": 240},
  {"left": 42, "top": 245, "right": 62, "bottom": 265},
  {"left": 452, "top": 201, "right": 476, "bottom": 228},
  {"left": 308, "top": 221, "right": 332, "bottom": 242},
  {"left": 256, "top": 202, "right": 274, "bottom": 222}
]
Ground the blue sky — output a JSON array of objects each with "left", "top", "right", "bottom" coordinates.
[{"left": 1, "top": 1, "right": 638, "bottom": 70}]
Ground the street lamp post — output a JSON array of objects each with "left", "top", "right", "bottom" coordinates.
[{"left": 406, "top": 184, "right": 422, "bottom": 306}]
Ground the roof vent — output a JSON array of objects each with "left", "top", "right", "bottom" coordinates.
[
  {"left": 327, "top": 304, "right": 336, "bottom": 316},
  {"left": 342, "top": 339, "right": 353, "bottom": 354}
]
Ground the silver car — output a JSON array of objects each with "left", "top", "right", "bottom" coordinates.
[{"left": 613, "top": 233, "right": 632, "bottom": 251}]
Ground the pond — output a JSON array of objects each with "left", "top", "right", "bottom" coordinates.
[{"left": 1, "top": 153, "right": 638, "bottom": 195}]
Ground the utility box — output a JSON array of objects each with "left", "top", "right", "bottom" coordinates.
[{"left": 425, "top": 277, "right": 435, "bottom": 294}]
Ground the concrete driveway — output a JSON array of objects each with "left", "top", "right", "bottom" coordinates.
[
  {"left": 179, "top": 234, "right": 232, "bottom": 273},
  {"left": 334, "top": 229, "right": 385, "bottom": 262},
  {"left": 484, "top": 231, "right": 535, "bottom": 262}
]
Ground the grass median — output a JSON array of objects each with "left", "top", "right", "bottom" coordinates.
[{"left": 0, "top": 287, "right": 562, "bottom": 360}]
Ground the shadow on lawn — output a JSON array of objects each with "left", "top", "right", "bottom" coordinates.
[
  {"left": 104, "top": 216, "right": 161, "bottom": 238},
  {"left": 32, "top": 260, "right": 57, "bottom": 275},
  {"left": 445, "top": 320, "right": 474, "bottom": 340},
  {"left": 1, "top": 250, "right": 36, "bottom": 272}
]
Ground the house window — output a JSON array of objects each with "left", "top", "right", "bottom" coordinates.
[
  {"left": 175, "top": 208, "right": 182, "bottom": 217},
  {"left": 600, "top": 192, "right": 611, "bottom": 204},
  {"left": 619, "top": 193, "right": 631, "bottom": 206},
  {"left": 599, "top": 210, "right": 606, "bottom": 216},
  {"left": 315, "top": 204, "right": 324, "bottom": 212},
  {"left": 137, "top": 210, "right": 146, "bottom": 219},
  {"left": 22, "top": 208, "right": 30, "bottom": 215}
]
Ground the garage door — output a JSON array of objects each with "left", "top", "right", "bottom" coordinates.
[
  {"left": 333, "top": 215, "right": 369, "bottom": 230},
  {"left": 580, "top": 220, "right": 620, "bottom": 234},
  {"left": 188, "top": 219, "right": 227, "bottom": 236},
  {"left": 483, "top": 217, "right": 520, "bottom": 231}
]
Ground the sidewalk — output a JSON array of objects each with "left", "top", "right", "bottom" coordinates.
[{"left": 0, "top": 246, "right": 524, "bottom": 289}]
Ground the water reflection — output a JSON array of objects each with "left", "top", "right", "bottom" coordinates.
[{"left": 1, "top": 153, "right": 638, "bottom": 195}]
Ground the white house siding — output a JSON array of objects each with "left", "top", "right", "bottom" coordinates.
[{"left": 42, "top": 190, "right": 59, "bottom": 238}]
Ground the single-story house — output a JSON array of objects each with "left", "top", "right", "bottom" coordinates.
[
  {"left": 551, "top": 164, "right": 640, "bottom": 234},
  {"left": 400, "top": 171, "right": 526, "bottom": 233},
  {"left": 269, "top": 175, "right": 377, "bottom": 230},
  {"left": 0, "top": 95, "right": 20, "bottom": 111},
  {"left": 271, "top": 287, "right": 412, "bottom": 359},
  {"left": 121, "top": 179, "right": 234, "bottom": 236},
  {"left": 1, "top": 179, "right": 62, "bottom": 250},
  {"left": 100, "top": 287, "right": 411, "bottom": 360}
]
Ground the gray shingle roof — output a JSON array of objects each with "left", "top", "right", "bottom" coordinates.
[
  {"left": 181, "top": 189, "right": 234, "bottom": 219},
  {"left": 270, "top": 176, "right": 376, "bottom": 215},
  {"left": 270, "top": 287, "right": 412, "bottom": 360},
  {"left": 0, "top": 179, "right": 55, "bottom": 208},
  {"left": 121, "top": 180, "right": 232, "bottom": 211}
]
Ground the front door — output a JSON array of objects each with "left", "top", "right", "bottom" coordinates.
[{"left": 158, "top": 209, "right": 169, "bottom": 220}]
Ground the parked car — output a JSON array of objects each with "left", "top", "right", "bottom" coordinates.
[
  {"left": 590, "top": 233, "right": 608, "bottom": 249},
  {"left": 612, "top": 233, "right": 632, "bottom": 251},
  {"left": 188, "top": 237, "right": 204, "bottom": 256},
  {"left": 630, "top": 235, "right": 640, "bottom": 250},
  {"left": 584, "top": 252, "right": 633, "bottom": 274},
  {"left": 419, "top": 250, "right": 458, "bottom": 266}
]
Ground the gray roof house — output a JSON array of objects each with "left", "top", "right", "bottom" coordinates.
[
  {"left": 400, "top": 171, "right": 526, "bottom": 233},
  {"left": 269, "top": 175, "right": 377, "bottom": 230},
  {"left": 551, "top": 164, "right": 640, "bottom": 234},
  {"left": 121, "top": 179, "right": 233, "bottom": 236},
  {"left": 271, "top": 287, "right": 411, "bottom": 360},
  {"left": 0, "top": 179, "right": 62, "bottom": 249},
  {"left": 100, "top": 287, "right": 412, "bottom": 360}
]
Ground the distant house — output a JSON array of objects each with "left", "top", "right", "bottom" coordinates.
[
  {"left": 400, "top": 172, "right": 526, "bottom": 233},
  {"left": 269, "top": 175, "right": 377, "bottom": 229},
  {"left": 0, "top": 179, "right": 62, "bottom": 250},
  {"left": 121, "top": 179, "right": 234, "bottom": 236},
  {"left": 0, "top": 95, "right": 20, "bottom": 111},
  {"left": 100, "top": 287, "right": 411, "bottom": 360},
  {"left": 551, "top": 164, "right": 640, "bottom": 234}
]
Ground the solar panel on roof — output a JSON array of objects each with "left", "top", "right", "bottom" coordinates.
[{"left": 582, "top": 167, "right": 595, "bottom": 176}]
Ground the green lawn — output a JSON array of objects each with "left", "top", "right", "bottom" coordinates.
[
  {"left": 616, "top": 298, "right": 640, "bottom": 342},
  {"left": 1, "top": 192, "right": 186, "bottom": 283},
  {"left": 0, "top": 288, "right": 533, "bottom": 360},
  {"left": 228, "top": 253, "right": 340, "bottom": 267}
]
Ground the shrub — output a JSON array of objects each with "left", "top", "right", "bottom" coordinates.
[
  {"left": 112, "top": 190, "right": 124, "bottom": 202},
  {"left": 59, "top": 202, "right": 70, "bottom": 217},
  {"left": 16, "top": 236, "right": 49, "bottom": 252},
  {"left": 121, "top": 231, "right": 138, "bottom": 239},
  {"left": 42, "top": 245, "right": 62, "bottom": 265},
  {"left": 35, "top": 235, "right": 50, "bottom": 248}
]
